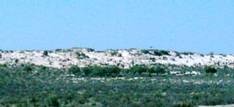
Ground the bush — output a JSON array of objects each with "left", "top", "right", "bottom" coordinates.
[
  {"left": 76, "top": 52, "right": 89, "bottom": 59},
  {"left": 46, "top": 94, "right": 60, "bottom": 107},
  {"left": 130, "top": 65, "right": 148, "bottom": 75},
  {"left": 155, "top": 67, "right": 166, "bottom": 74},
  {"left": 205, "top": 66, "right": 217, "bottom": 74},
  {"left": 148, "top": 66, "right": 167, "bottom": 75},
  {"left": 154, "top": 50, "right": 170, "bottom": 56},
  {"left": 82, "top": 65, "right": 121, "bottom": 77},
  {"left": 22, "top": 65, "right": 33, "bottom": 72},
  {"left": 106, "top": 65, "right": 121, "bottom": 77},
  {"left": 141, "top": 50, "right": 150, "bottom": 54},
  {"left": 0, "top": 64, "right": 234, "bottom": 106},
  {"left": 141, "top": 49, "right": 170, "bottom": 56},
  {"left": 89, "top": 66, "right": 108, "bottom": 77},
  {"left": 43, "top": 51, "right": 49, "bottom": 56},
  {"left": 181, "top": 52, "right": 194, "bottom": 55},
  {"left": 0, "top": 64, "right": 7, "bottom": 68},
  {"left": 68, "top": 65, "right": 81, "bottom": 75}
]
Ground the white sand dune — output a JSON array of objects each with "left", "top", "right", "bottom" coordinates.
[
  {"left": 199, "top": 104, "right": 234, "bottom": 107},
  {"left": 0, "top": 48, "right": 234, "bottom": 68}
]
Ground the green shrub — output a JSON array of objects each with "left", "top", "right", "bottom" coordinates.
[
  {"left": 81, "top": 67, "right": 92, "bottom": 76},
  {"left": 0, "top": 64, "right": 234, "bottom": 106},
  {"left": 22, "top": 65, "right": 33, "bottom": 72},
  {"left": 106, "top": 65, "right": 121, "bottom": 77},
  {"left": 141, "top": 49, "right": 170, "bottom": 56},
  {"left": 77, "top": 65, "right": 121, "bottom": 77},
  {"left": 141, "top": 50, "right": 150, "bottom": 54},
  {"left": 68, "top": 65, "right": 81, "bottom": 75},
  {"left": 89, "top": 65, "right": 108, "bottom": 77},
  {"left": 181, "top": 52, "right": 194, "bottom": 55},
  {"left": 205, "top": 66, "right": 217, "bottom": 74},
  {"left": 0, "top": 64, "right": 7, "bottom": 68},
  {"left": 146, "top": 66, "right": 167, "bottom": 75},
  {"left": 46, "top": 94, "right": 60, "bottom": 107},
  {"left": 76, "top": 52, "right": 89, "bottom": 59},
  {"left": 130, "top": 65, "right": 148, "bottom": 75},
  {"left": 154, "top": 50, "right": 170, "bottom": 56},
  {"left": 155, "top": 67, "right": 166, "bottom": 74},
  {"left": 43, "top": 50, "right": 49, "bottom": 56},
  {"left": 15, "top": 59, "right": 19, "bottom": 63}
]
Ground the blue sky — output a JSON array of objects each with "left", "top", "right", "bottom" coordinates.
[{"left": 0, "top": 0, "right": 234, "bottom": 53}]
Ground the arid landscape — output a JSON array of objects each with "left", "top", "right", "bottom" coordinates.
[
  {"left": 1, "top": 1, "right": 234, "bottom": 107},
  {"left": 0, "top": 48, "right": 234, "bottom": 107},
  {"left": 1, "top": 48, "right": 234, "bottom": 69}
]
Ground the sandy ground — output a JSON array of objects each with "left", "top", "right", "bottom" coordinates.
[
  {"left": 199, "top": 104, "right": 234, "bottom": 107},
  {"left": 0, "top": 48, "right": 234, "bottom": 68}
]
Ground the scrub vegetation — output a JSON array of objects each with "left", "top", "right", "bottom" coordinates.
[{"left": 0, "top": 64, "right": 234, "bottom": 107}]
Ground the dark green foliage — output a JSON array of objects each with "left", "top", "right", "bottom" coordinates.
[
  {"left": 55, "top": 49, "right": 62, "bottom": 51},
  {"left": 130, "top": 65, "right": 148, "bottom": 74},
  {"left": 78, "top": 65, "right": 121, "bottom": 77},
  {"left": 141, "top": 50, "right": 150, "bottom": 54},
  {"left": 67, "top": 64, "right": 204, "bottom": 77},
  {"left": 46, "top": 94, "right": 60, "bottom": 107},
  {"left": 15, "top": 59, "right": 19, "bottom": 63},
  {"left": 149, "top": 57, "right": 156, "bottom": 62},
  {"left": 0, "top": 64, "right": 7, "bottom": 68},
  {"left": 205, "top": 66, "right": 217, "bottom": 73},
  {"left": 128, "top": 65, "right": 167, "bottom": 76},
  {"left": 68, "top": 65, "right": 81, "bottom": 75},
  {"left": 106, "top": 65, "right": 121, "bottom": 76},
  {"left": 141, "top": 49, "right": 170, "bottom": 56},
  {"left": 181, "top": 52, "right": 194, "bottom": 55},
  {"left": 86, "top": 48, "right": 95, "bottom": 52},
  {"left": 76, "top": 52, "right": 89, "bottom": 59},
  {"left": 154, "top": 50, "right": 170, "bottom": 56},
  {"left": 22, "top": 64, "right": 33, "bottom": 72},
  {"left": 68, "top": 65, "right": 157, "bottom": 77},
  {"left": 110, "top": 51, "right": 118, "bottom": 56},
  {"left": 0, "top": 64, "right": 234, "bottom": 107},
  {"left": 81, "top": 67, "right": 92, "bottom": 75},
  {"left": 86, "top": 65, "right": 107, "bottom": 76},
  {"left": 43, "top": 50, "right": 49, "bottom": 56},
  {"left": 154, "top": 66, "right": 167, "bottom": 75}
]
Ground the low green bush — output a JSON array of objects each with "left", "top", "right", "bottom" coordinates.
[
  {"left": 130, "top": 65, "right": 148, "bottom": 75},
  {"left": 0, "top": 64, "right": 234, "bottom": 106},
  {"left": 205, "top": 66, "right": 217, "bottom": 74},
  {"left": 141, "top": 49, "right": 170, "bottom": 56},
  {"left": 68, "top": 65, "right": 168, "bottom": 77},
  {"left": 154, "top": 66, "right": 167, "bottom": 75},
  {"left": 43, "top": 50, "right": 49, "bottom": 56},
  {"left": 68, "top": 65, "right": 81, "bottom": 75},
  {"left": 76, "top": 52, "right": 89, "bottom": 59}
]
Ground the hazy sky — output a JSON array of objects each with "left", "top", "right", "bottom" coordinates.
[{"left": 0, "top": 0, "right": 234, "bottom": 53}]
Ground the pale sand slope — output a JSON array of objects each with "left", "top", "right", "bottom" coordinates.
[
  {"left": 0, "top": 48, "right": 234, "bottom": 68},
  {"left": 199, "top": 104, "right": 234, "bottom": 107}
]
